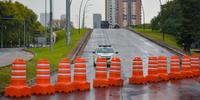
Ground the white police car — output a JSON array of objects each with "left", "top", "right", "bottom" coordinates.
[{"left": 92, "top": 45, "right": 118, "bottom": 67}]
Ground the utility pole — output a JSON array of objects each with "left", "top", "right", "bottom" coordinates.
[
  {"left": 50, "top": 0, "right": 53, "bottom": 51},
  {"left": 78, "top": 0, "right": 84, "bottom": 34}
]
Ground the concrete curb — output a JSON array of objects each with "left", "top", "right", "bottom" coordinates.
[
  {"left": 23, "top": 49, "right": 36, "bottom": 61},
  {"left": 68, "top": 29, "right": 92, "bottom": 63},
  {"left": 127, "top": 28, "right": 187, "bottom": 56}
]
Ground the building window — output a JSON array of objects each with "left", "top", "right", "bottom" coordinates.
[
  {"left": 123, "top": 14, "right": 127, "bottom": 20},
  {"left": 131, "top": 15, "right": 136, "bottom": 19},
  {"left": 131, "top": 0, "right": 136, "bottom": 2},
  {"left": 123, "top": 0, "right": 136, "bottom": 2}
]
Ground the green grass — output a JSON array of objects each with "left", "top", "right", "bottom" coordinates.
[
  {"left": 132, "top": 28, "right": 182, "bottom": 50},
  {"left": 0, "top": 29, "right": 87, "bottom": 93},
  {"left": 132, "top": 28, "right": 200, "bottom": 55}
]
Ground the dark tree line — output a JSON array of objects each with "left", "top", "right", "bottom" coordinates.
[
  {"left": 151, "top": 0, "right": 200, "bottom": 52},
  {"left": 0, "top": 1, "right": 44, "bottom": 47}
]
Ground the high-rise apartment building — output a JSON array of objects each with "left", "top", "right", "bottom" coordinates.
[
  {"left": 105, "top": 0, "right": 117, "bottom": 28},
  {"left": 106, "top": 0, "right": 141, "bottom": 27}
]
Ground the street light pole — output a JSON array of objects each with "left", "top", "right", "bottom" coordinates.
[
  {"left": 78, "top": 0, "right": 84, "bottom": 34},
  {"left": 82, "top": 0, "right": 91, "bottom": 28},
  {"left": 141, "top": 0, "right": 145, "bottom": 31},
  {"left": 66, "top": 0, "right": 71, "bottom": 45},
  {"left": 45, "top": 0, "right": 47, "bottom": 37},
  {"left": 50, "top": 0, "right": 53, "bottom": 51}
]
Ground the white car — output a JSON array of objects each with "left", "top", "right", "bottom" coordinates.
[{"left": 92, "top": 45, "right": 118, "bottom": 67}]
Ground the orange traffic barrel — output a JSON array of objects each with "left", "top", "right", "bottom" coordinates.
[
  {"left": 73, "top": 57, "right": 90, "bottom": 91},
  {"left": 191, "top": 54, "right": 200, "bottom": 77},
  {"left": 93, "top": 57, "right": 109, "bottom": 88},
  {"left": 108, "top": 57, "right": 123, "bottom": 86},
  {"left": 158, "top": 56, "right": 169, "bottom": 81},
  {"left": 5, "top": 58, "right": 31, "bottom": 97},
  {"left": 146, "top": 57, "right": 159, "bottom": 82},
  {"left": 169, "top": 55, "right": 182, "bottom": 80},
  {"left": 129, "top": 57, "right": 146, "bottom": 84},
  {"left": 31, "top": 59, "right": 55, "bottom": 95},
  {"left": 55, "top": 58, "right": 74, "bottom": 93},
  {"left": 181, "top": 55, "right": 193, "bottom": 78}
]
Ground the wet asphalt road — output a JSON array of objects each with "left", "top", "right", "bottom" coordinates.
[{"left": 2, "top": 29, "right": 200, "bottom": 100}]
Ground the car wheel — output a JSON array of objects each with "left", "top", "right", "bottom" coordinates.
[
  {"left": 93, "top": 62, "right": 96, "bottom": 67},
  {"left": 107, "top": 63, "right": 110, "bottom": 67}
]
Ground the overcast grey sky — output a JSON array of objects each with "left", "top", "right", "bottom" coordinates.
[{"left": 14, "top": 0, "right": 168, "bottom": 28}]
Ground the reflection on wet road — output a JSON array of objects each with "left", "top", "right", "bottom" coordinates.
[{"left": 2, "top": 29, "right": 200, "bottom": 100}]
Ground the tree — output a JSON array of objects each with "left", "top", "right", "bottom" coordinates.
[
  {"left": 0, "top": 1, "right": 44, "bottom": 47},
  {"left": 150, "top": 0, "right": 200, "bottom": 52},
  {"left": 151, "top": 15, "right": 161, "bottom": 31},
  {"left": 177, "top": 0, "right": 200, "bottom": 52}
]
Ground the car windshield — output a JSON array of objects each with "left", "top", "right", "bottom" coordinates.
[{"left": 97, "top": 47, "right": 114, "bottom": 53}]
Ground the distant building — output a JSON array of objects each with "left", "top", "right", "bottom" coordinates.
[
  {"left": 40, "top": 13, "right": 50, "bottom": 26},
  {"left": 93, "top": 14, "right": 102, "bottom": 28},
  {"left": 60, "top": 14, "right": 66, "bottom": 21},
  {"left": 191, "top": 41, "right": 200, "bottom": 49},
  {"left": 105, "top": 0, "right": 117, "bottom": 28},
  {"left": 60, "top": 14, "right": 74, "bottom": 28},
  {"left": 60, "top": 14, "right": 66, "bottom": 28},
  {"left": 101, "top": 21, "right": 109, "bottom": 29},
  {"left": 105, "top": 0, "right": 141, "bottom": 28}
]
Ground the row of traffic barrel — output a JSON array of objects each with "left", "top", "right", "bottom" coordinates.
[
  {"left": 129, "top": 55, "right": 200, "bottom": 84},
  {"left": 5, "top": 57, "right": 123, "bottom": 97},
  {"left": 4, "top": 55, "right": 200, "bottom": 97}
]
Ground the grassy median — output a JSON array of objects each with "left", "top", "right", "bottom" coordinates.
[
  {"left": 132, "top": 28, "right": 200, "bottom": 54},
  {"left": 131, "top": 28, "right": 182, "bottom": 50},
  {"left": 0, "top": 29, "right": 87, "bottom": 93}
]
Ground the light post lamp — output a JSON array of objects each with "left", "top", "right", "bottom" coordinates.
[
  {"left": 82, "top": 0, "right": 92, "bottom": 28},
  {"left": 141, "top": 0, "right": 145, "bottom": 31},
  {"left": 78, "top": 0, "right": 85, "bottom": 34}
]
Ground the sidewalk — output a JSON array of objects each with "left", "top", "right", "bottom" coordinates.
[{"left": 0, "top": 48, "right": 34, "bottom": 67}]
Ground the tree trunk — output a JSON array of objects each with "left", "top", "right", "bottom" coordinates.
[{"left": 183, "top": 43, "right": 191, "bottom": 52}]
